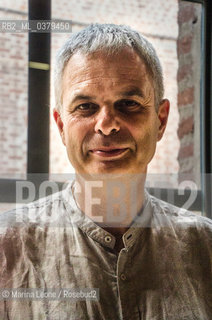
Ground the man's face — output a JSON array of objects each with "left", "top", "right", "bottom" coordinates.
[{"left": 54, "top": 48, "right": 169, "bottom": 175}]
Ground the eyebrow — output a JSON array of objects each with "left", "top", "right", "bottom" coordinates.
[
  {"left": 120, "top": 87, "right": 144, "bottom": 99},
  {"left": 70, "top": 87, "right": 144, "bottom": 105},
  {"left": 71, "top": 94, "right": 96, "bottom": 104}
]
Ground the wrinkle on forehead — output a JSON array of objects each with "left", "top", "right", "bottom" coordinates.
[
  {"left": 63, "top": 49, "right": 150, "bottom": 82},
  {"left": 61, "top": 49, "right": 154, "bottom": 106}
]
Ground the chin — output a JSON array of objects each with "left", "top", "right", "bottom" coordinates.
[
  {"left": 83, "top": 164, "right": 138, "bottom": 179},
  {"left": 76, "top": 158, "right": 147, "bottom": 178}
]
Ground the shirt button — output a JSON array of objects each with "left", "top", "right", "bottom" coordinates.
[
  {"left": 120, "top": 273, "right": 126, "bottom": 281},
  {"left": 104, "top": 235, "right": 112, "bottom": 243}
]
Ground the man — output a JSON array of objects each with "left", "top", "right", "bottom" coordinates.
[{"left": 0, "top": 24, "right": 212, "bottom": 320}]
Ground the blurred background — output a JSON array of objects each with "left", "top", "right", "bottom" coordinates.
[{"left": 0, "top": 0, "right": 210, "bottom": 216}]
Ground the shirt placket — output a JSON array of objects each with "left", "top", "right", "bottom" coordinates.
[{"left": 117, "top": 246, "right": 139, "bottom": 319}]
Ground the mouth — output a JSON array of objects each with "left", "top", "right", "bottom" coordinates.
[{"left": 89, "top": 147, "right": 129, "bottom": 159}]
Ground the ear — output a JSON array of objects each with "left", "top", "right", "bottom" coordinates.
[
  {"left": 53, "top": 108, "right": 66, "bottom": 146},
  {"left": 157, "top": 99, "right": 170, "bottom": 141}
]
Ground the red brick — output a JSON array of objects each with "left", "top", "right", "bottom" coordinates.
[
  {"left": 178, "top": 171, "right": 194, "bottom": 181},
  {"left": 9, "top": 156, "right": 23, "bottom": 160},
  {"left": 178, "top": 143, "right": 194, "bottom": 159},
  {"left": 9, "top": 89, "right": 23, "bottom": 94},
  {"left": 177, "top": 34, "right": 193, "bottom": 55},
  {"left": 7, "top": 168, "right": 21, "bottom": 172},
  {"left": 0, "top": 48, "right": 9, "bottom": 52},
  {"left": 10, "top": 55, "right": 23, "bottom": 60},
  {"left": 0, "top": 37, "right": 10, "bottom": 42},
  {"left": 178, "top": 4, "right": 195, "bottom": 24},
  {"left": 178, "top": 87, "right": 194, "bottom": 106},
  {"left": 177, "top": 64, "right": 192, "bottom": 82},
  {"left": 178, "top": 116, "right": 194, "bottom": 139},
  {"left": 13, "top": 34, "right": 24, "bottom": 38}
]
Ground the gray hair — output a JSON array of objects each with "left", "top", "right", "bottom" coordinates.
[{"left": 54, "top": 23, "right": 164, "bottom": 111}]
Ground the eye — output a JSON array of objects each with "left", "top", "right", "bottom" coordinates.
[
  {"left": 115, "top": 99, "right": 141, "bottom": 112},
  {"left": 75, "top": 103, "right": 99, "bottom": 114}
]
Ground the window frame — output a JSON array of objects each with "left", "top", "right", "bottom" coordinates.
[{"left": 0, "top": 0, "right": 211, "bottom": 218}]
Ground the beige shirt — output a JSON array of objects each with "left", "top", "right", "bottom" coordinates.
[{"left": 0, "top": 184, "right": 212, "bottom": 320}]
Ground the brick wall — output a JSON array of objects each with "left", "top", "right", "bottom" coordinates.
[
  {"left": 0, "top": 4, "right": 28, "bottom": 179},
  {"left": 177, "top": 1, "right": 201, "bottom": 186},
  {"left": 0, "top": 0, "right": 180, "bottom": 188}
]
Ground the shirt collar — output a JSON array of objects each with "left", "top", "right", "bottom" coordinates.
[{"left": 62, "top": 182, "right": 152, "bottom": 250}]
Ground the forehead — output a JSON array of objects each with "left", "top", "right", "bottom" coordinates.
[{"left": 61, "top": 48, "right": 153, "bottom": 98}]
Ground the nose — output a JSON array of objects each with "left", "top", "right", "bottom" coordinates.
[{"left": 94, "top": 106, "right": 120, "bottom": 136}]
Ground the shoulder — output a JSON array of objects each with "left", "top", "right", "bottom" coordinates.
[
  {"left": 146, "top": 193, "right": 212, "bottom": 264},
  {"left": 147, "top": 192, "right": 212, "bottom": 235},
  {"left": 0, "top": 184, "right": 76, "bottom": 236},
  {"left": 0, "top": 185, "right": 77, "bottom": 276}
]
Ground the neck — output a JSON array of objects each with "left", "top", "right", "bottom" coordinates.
[{"left": 72, "top": 172, "right": 146, "bottom": 235}]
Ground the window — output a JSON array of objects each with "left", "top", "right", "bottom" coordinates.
[{"left": 0, "top": 0, "right": 211, "bottom": 218}]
